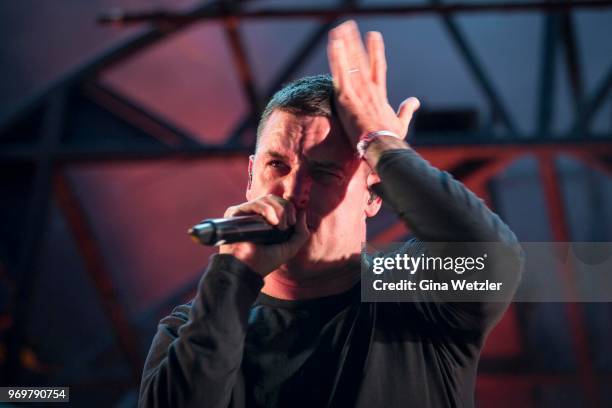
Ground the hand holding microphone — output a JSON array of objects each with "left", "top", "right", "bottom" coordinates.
[
  {"left": 189, "top": 215, "right": 295, "bottom": 246},
  {"left": 190, "top": 194, "right": 310, "bottom": 277}
]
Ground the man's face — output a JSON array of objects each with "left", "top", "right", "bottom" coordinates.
[{"left": 247, "top": 109, "right": 380, "bottom": 276}]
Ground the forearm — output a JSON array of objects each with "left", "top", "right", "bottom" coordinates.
[
  {"left": 370, "top": 139, "right": 516, "bottom": 244},
  {"left": 138, "top": 255, "right": 263, "bottom": 408},
  {"left": 370, "top": 141, "right": 523, "bottom": 331}
]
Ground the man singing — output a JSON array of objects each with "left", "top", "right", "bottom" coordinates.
[{"left": 139, "top": 20, "right": 523, "bottom": 407}]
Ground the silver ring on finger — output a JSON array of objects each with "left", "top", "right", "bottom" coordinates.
[{"left": 348, "top": 68, "right": 360, "bottom": 74}]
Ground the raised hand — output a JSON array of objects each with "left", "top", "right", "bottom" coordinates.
[{"left": 327, "top": 20, "right": 420, "bottom": 147}]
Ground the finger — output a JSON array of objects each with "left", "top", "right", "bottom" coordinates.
[
  {"left": 327, "top": 37, "right": 353, "bottom": 94},
  {"left": 254, "top": 202, "right": 282, "bottom": 228},
  {"left": 339, "top": 21, "right": 383, "bottom": 104},
  {"left": 283, "top": 200, "right": 297, "bottom": 225},
  {"left": 266, "top": 195, "right": 297, "bottom": 229},
  {"left": 397, "top": 97, "right": 421, "bottom": 130},
  {"left": 366, "top": 31, "right": 387, "bottom": 100},
  {"left": 329, "top": 22, "right": 364, "bottom": 91},
  {"left": 223, "top": 205, "right": 238, "bottom": 218},
  {"left": 262, "top": 195, "right": 289, "bottom": 230},
  {"left": 286, "top": 210, "right": 310, "bottom": 250},
  {"left": 340, "top": 20, "right": 370, "bottom": 77},
  {"left": 229, "top": 201, "right": 282, "bottom": 227},
  {"left": 332, "top": 39, "right": 357, "bottom": 99},
  {"left": 327, "top": 35, "right": 343, "bottom": 90},
  {"left": 328, "top": 24, "right": 358, "bottom": 91}
]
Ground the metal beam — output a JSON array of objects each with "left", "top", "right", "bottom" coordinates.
[
  {"left": 3, "top": 135, "right": 612, "bottom": 164},
  {"left": 2, "top": 92, "right": 65, "bottom": 383},
  {"left": 570, "top": 152, "right": 612, "bottom": 179},
  {"left": 0, "top": 144, "right": 250, "bottom": 163},
  {"left": 53, "top": 170, "right": 144, "bottom": 387},
  {"left": 571, "top": 62, "right": 612, "bottom": 135},
  {"left": 559, "top": 11, "right": 583, "bottom": 109},
  {"left": 430, "top": 0, "right": 518, "bottom": 134},
  {"left": 537, "top": 152, "right": 600, "bottom": 406},
  {"left": 536, "top": 10, "right": 560, "bottom": 135},
  {"left": 0, "top": 0, "right": 234, "bottom": 131},
  {"left": 98, "top": 1, "right": 612, "bottom": 25},
  {"left": 222, "top": 11, "right": 261, "bottom": 118},
  {"left": 225, "top": 18, "right": 340, "bottom": 146},
  {"left": 370, "top": 153, "right": 521, "bottom": 243},
  {"left": 82, "top": 82, "right": 204, "bottom": 149}
]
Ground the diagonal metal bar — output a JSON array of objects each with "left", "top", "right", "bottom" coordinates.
[
  {"left": 370, "top": 152, "right": 521, "bottom": 243},
  {"left": 537, "top": 152, "right": 600, "bottom": 406},
  {"left": 536, "top": 10, "right": 560, "bottom": 135},
  {"left": 262, "top": 0, "right": 360, "bottom": 98},
  {"left": 1, "top": 91, "right": 65, "bottom": 383},
  {"left": 224, "top": 0, "right": 361, "bottom": 147},
  {"left": 0, "top": 1, "right": 237, "bottom": 132},
  {"left": 580, "top": 154, "right": 612, "bottom": 179},
  {"left": 429, "top": 0, "right": 519, "bottom": 134},
  {"left": 222, "top": 15, "right": 261, "bottom": 116},
  {"left": 53, "top": 170, "right": 144, "bottom": 387},
  {"left": 570, "top": 62, "right": 612, "bottom": 135},
  {"left": 82, "top": 81, "right": 205, "bottom": 149},
  {"left": 559, "top": 11, "right": 583, "bottom": 108},
  {"left": 225, "top": 18, "right": 339, "bottom": 147},
  {"left": 266, "top": 20, "right": 339, "bottom": 102}
]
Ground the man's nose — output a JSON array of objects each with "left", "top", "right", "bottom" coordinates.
[{"left": 283, "top": 171, "right": 311, "bottom": 210}]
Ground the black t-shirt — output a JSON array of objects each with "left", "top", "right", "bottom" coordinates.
[{"left": 243, "top": 285, "right": 360, "bottom": 407}]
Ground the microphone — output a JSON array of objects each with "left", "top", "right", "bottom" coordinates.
[{"left": 188, "top": 215, "right": 294, "bottom": 246}]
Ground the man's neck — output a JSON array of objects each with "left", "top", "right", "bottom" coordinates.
[{"left": 261, "top": 260, "right": 360, "bottom": 300}]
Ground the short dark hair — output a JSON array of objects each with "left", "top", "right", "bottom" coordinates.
[{"left": 255, "top": 74, "right": 336, "bottom": 151}]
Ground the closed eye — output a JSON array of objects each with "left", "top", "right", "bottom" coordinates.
[{"left": 312, "top": 168, "right": 344, "bottom": 183}]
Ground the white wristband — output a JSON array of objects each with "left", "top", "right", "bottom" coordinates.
[{"left": 356, "top": 130, "right": 401, "bottom": 159}]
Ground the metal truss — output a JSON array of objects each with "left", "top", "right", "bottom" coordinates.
[{"left": 1, "top": 0, "right": 612, "bottom": 405}]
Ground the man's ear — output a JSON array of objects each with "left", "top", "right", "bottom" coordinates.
[
  {"left": 365, "top": 171, "right": 382, "bottom": 218},
  {"left": 246, "top": 155, "right": 254, "bottom": 200}
]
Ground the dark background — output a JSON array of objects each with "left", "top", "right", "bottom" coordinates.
[{"left": 1, "top": 0, "right": 611, "bottom": 406}]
